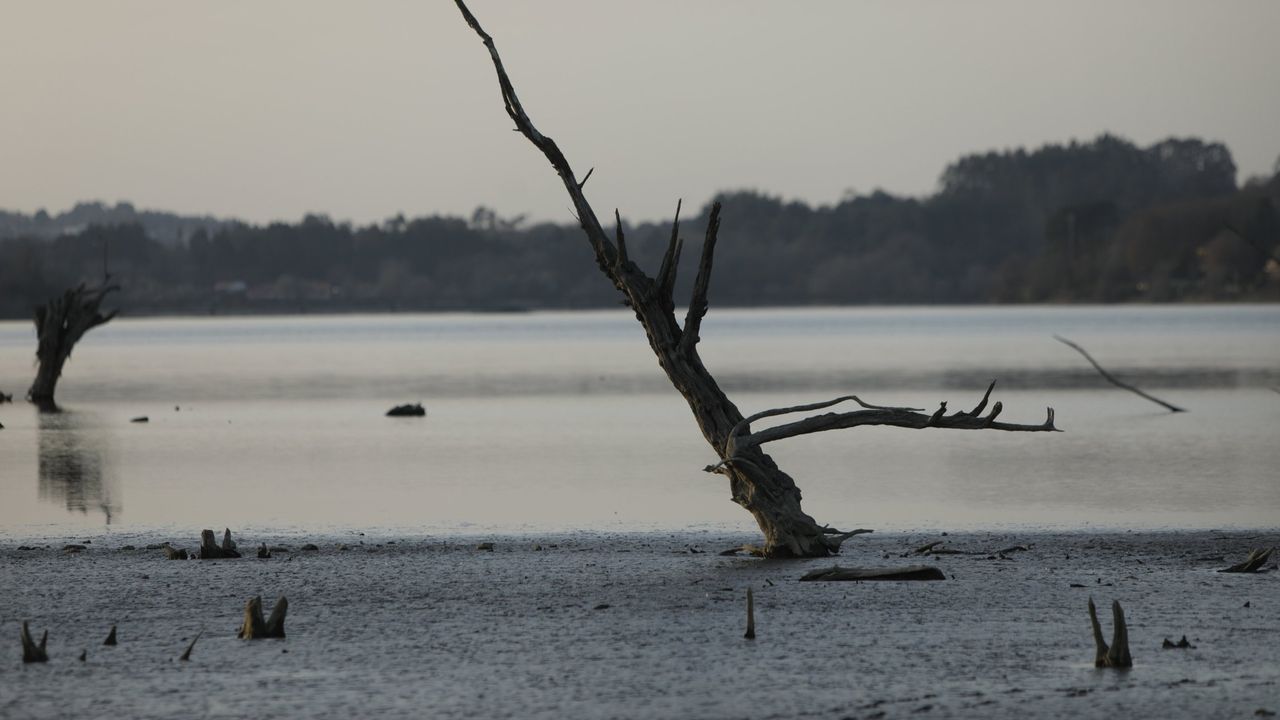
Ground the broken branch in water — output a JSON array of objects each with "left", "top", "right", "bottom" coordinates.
[
  {"left": 1054, "top": 335, "right": 1184, "bottom": 413},
  {"left": 1088, "top": 598, "right": 1133, "bottom": 668},
  {"left": 744, "top": 588, "right": 755, "bottom": 640},
  {"left": 103, "top": 624, "right": 117, "bottom": 646},
  {"left": 1219, "top": 547, "right": 1274, "bottom": 573}
]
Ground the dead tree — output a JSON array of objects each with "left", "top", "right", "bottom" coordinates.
[
  {"left": 454, "top": 0, "right": 1058, "bottom": 557},
  {"left": 238, "top": 596, "right": 288, "bottom": 639},
  {"left": 1219, "top": 547, "right": 1274, "bottom": 573},
  {"left": 27, "top": 283, "right": 119, "bottom": 411}
]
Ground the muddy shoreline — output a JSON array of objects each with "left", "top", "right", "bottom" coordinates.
[{"left": 2, "top": 529, "right": 1277, "bottom": 719}]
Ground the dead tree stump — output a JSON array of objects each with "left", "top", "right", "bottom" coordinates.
[
  {"left": 237, "top": 596, "right": 287, "bottom": 639},
  {"left": 1088, "top": 598, "right": 1133, "bottom": 668},
  {"left": 20, "top": 621, "right": 49, "bottom": 663},
  {"left": 27, "top": 283, "right": 119, "bottom": 411},
  {"left": 198, "top": 528, "right": 242, "bottom": 559}
]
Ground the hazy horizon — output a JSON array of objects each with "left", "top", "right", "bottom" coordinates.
[{"left": 3, "top": 0, "right": 1278, "bottom": 226}]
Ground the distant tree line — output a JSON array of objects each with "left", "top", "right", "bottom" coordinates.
[{"left": 1, "top": 134, "right": 1276, "bottom": 319}]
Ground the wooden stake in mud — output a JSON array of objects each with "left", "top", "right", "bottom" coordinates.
[
  {"left": 103, "top": 624, "right": 117, "bottom": 646},
  {"left": 744, "top": 588, "right": 756, "bottom": 640},
  {"left": 20, "top": 621, "right": 49, "bottom": 663},
  {"left": 238, "top": 596, "right": 288, "bottom": 639},
  {"left": 1088, "top": 598, "right": 1133, "bottom": 668},
  {"left": 179, "top": 630, "right": 203, "bottom": 661}
]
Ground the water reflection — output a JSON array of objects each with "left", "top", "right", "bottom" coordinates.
[{"left": 37, "top": 411, "right": 120, "bottom": 523}]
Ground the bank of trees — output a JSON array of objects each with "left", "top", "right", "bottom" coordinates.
[{"left": 2, "top": 136, "right": 1276, "bottom": 319}]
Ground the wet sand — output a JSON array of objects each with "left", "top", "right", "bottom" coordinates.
[{"left": 1, "top": 529, "right": 1277, "bottom": 719}]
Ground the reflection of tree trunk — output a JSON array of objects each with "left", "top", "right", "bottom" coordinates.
[
  {"left": 455, "top": 0, "right": 1059, "bottom": 557},
  {"left": 28, "top": 283, "right": 118, "bottom": 411},
  {"left": 37, "top": 411, "right": 120, "bottom": 523}
]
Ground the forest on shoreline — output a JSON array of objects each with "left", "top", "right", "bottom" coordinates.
[{"left": 2, "top": 134, "right": 1277, "bottom": 319}]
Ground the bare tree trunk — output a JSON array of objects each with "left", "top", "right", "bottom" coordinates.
[
  {"left": 27, "top": 283, "right": 118, "bottom": 411},
  {"left": 454, "top": 0, "right": 1058, "bottom": 557}
]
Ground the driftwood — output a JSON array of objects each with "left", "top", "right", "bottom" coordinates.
[
  {"left": 744, "top": 588, "right": 756, "bottom": 640},
  {"left": 199, "top": 528, "right": 241, "bottom": 559},
  {"left": 238, "top": 596, "right": 288, "bottom": 639},
  {"left": 455, "top": 0, "right": 1059, "bottom": 557},
  {"left": 103, "top": 624, "right": 117, "bottom": 646},
  {"left": 21, "top": 621, "right": 49, "bottom": 663},
  {"left": 164, "top": 545, "right": 189, "bottom": 560},
  {"left": 1162, "top": 635, "right": 1194, "bottom": 649},
  {"left": 179, "top": 630, "right": 203, "bottom": 661},
  {"left": 1219, "top": 547, "right": 1274, "bottom": 573},
  {"left": 386, "top": 403, "right": 426, "bottom": 417},
  {"left": 1088, "top": 598, "right": 1133, "bottom": 668},
  {"left": 800, "top": 565, "right": 945, "bottom": 582},
  {"left": 27, "top": 283, "right": 119, "bottom": 411},
  {"left": 1054, "top": 335, "right": 1184, "bottom": 413},
  {"left": 257, "top": 543, "right": 271, "bottom": 559}
]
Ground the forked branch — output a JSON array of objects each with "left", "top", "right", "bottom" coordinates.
[{"left": 724, "top": 382, "right": 1056, "bottom": 459}]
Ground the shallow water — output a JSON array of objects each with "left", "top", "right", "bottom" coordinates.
[{"left": 1, "top": 305, "right": 1277, "bottom": 537}]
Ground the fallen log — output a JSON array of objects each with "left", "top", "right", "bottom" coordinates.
[
  {"left": 164, "top": 545, "right": 189, "bottom": 560},
  {"left": 21, "top": 621, "right": 49, "bottom": 663},
  {"left": 199, "top": 528, "right": 242, "bottom": 559},
  {"left": 800, "top": 565, "right": 945, "bottom": 582},
  {"left": 1088, "top": 598, "right": 1133, "bottom": 668},
  {"left": 1219, "top": 547, "right": 1274, "bottom": 573},
  {"left": 238, "top": 596, "right": 288, "bottom": 639}
]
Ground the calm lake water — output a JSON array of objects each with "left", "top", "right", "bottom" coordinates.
[{"left": 1, "top": 305, "right": 1277, "bottom": 537}]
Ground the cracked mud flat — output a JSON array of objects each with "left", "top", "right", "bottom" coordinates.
[{"left": 1, "top": 529, "right": 1276, "bottom": 719}]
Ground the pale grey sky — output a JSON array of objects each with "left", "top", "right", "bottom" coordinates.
[{"left": 2, "top": 1, "right": 1277, "bottom": 225}]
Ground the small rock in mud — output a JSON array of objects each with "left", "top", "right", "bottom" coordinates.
[
  {"left": 63, "top": 544, "right": 87, "bottom": 552},
  {"left": 476, "top": 542, "right": 495, "bottom": 551},
  {"left": 301, "top": 543, "right": 320, "bottom": 552},
  {"left": 593, "top": 603, "right": 611, "bottom": 610},
  {"left": 121, "top": 545, "right": 136, "bottom": 551}
]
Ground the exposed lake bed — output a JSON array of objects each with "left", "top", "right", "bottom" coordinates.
[
  {"left": 2, "top": 529, "right": 1277, "bottom": 719},
  {"left": 2, "top": 305, "right": 1278, "bottom": 716}
]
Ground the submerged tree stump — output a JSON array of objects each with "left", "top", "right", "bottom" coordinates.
[
  {"left": 198, "top": 528, "right": 241, "bottom": 559},
  {"left": 238, "top": 596, "right": 288, "bottom": 639},
  {"left": 1088, "top": 598, "right": 1133, "bottom": 668},
  {"left": 27, "top": 283, "right": 119, "bottom": 411},
  {"left": 20, "top": 621, "right": 49, "bottom": 663}
]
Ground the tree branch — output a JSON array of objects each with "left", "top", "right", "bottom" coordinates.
[
  {"left": 614, "top": 209, "right": 629, "bottom": 269},
  {"left": 1054, "top": 335, "right": 1184, "bottom": 413},
  {"left": 680, "top": 201, "right": 721, "bottom": 355},
  {"left": 656, "top": 199, "right": 684, "bottom": 306},
  {"left": 454, "top": 0, "right": 616, "bottom": 272},
  {"left": 728, "top": 383, "right": 1057, "bottom": 454}
]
